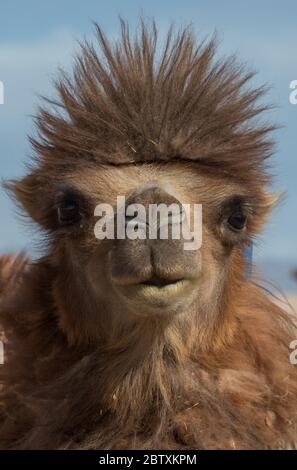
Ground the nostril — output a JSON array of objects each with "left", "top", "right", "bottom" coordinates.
[
  {"left": 123, "top": 186, "right": 185, "bottom": 234},
  {"left": 124, "top": 214, "right": 147, "bottom": 230},
  {"left": 125, "top": 214, "right": 137, "bottom": 224}
]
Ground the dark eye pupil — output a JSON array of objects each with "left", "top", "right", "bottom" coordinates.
[
  {"left": 228, "top": 212, "right": 246, "bottom": 230},
  {"left": 58, "top": 204, "right": 80, "bottom": 225}
]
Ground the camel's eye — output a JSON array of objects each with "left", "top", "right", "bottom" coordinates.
[
  {"left": 58, "top": 203, "right": 80, "bottom": 225},
  {"left": 54, "top": 187, "right": 86, "bottom": 227},
  {"left": 227, "top": 212, "right": 247, "bottom": 231},
  {"left": 58, "top": 202, "right": 81, "bottom": 225},
  {"left": 220, "top": 196, "right": 250, "bottom": 241}
]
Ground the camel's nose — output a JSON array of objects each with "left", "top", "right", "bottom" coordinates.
[
  {"left": 124, "top": 185, "right": 184, "bottom": 231},
  {"left": 109, "top": 183, "right": 200, "bottom": 290}
]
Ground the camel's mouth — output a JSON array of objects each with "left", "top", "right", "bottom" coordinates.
[
  {"left": 140, "top": 276, "right": 183, "bottom": 288},
  {"left": 112, "top": 273, "right": 195, "bottom": 312},
  {"left": 134, "top": 278, "right": 190, "bottom": 302}
]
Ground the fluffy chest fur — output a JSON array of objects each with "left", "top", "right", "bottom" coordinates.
[{"left": 0, "top": 259, "right": 296, "bottom": 450}]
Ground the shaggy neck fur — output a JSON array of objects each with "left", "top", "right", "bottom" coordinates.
[{"left": 1, "top": 255, "right": 297, "bottom": 450}]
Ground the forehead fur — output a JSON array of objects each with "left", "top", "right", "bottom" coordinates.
[{"left": 31, "top": 19, "right": 275, "bottom": 186}]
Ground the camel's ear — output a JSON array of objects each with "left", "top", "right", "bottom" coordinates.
[
  {"left": 4, "top": 172, "right": 58, "bottom": 229},
  {"left": 253, "top": 190, "right": 284, "bottom": 230},
  {"left": 260, "top": 191, "right": 284, "bottom": 215}
]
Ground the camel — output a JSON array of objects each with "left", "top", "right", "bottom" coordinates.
[{"left": 0, "top": 19, "right": 296, "bottom": 449}]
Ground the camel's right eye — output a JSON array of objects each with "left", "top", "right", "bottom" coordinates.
[
  {"left": 227, "top": 212, "right": 247, "bottom": 231},
  {"left": 219, "top": 195, "right": 251, "bottom": 242},
  {"left": 57, "top": 202, "right": 81, "bottom": 225}
]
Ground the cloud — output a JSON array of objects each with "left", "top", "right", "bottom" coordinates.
[
  {"left": 0, "top": 29, "right": 77, "bottom": 118},
  {"left": 222, "top": 31, "right": 296, "bottom": 78},
  {"left": 0, "top": 29, "right": 76, "bottom": 71}
]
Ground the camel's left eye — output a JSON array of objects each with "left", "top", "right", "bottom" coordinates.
[
  {"left": 227, "top": 212, "right": 247, "bottom": 231},
  {"left": 58, "top": 203, "right": 81, "bottom": 225}
]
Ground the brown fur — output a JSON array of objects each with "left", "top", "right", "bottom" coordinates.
[{"left": 0, "top": 20, "right": 297, "bottom": 450}]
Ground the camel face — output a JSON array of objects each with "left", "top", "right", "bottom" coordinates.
[{"left": 40, "top": 161, "right": 258, "bottom": 325}]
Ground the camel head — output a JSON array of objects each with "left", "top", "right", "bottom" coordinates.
[{"left": 7, "top": 20, "right": 277, "bottom": 350}]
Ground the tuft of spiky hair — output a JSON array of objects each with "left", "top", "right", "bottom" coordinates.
[{"left": 31, "top": 19, "right": 274, "bottom": 184}]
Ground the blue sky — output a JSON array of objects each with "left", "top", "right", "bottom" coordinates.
[{"left": 0, "top": 1, "right": 296, "bottom": 269}]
